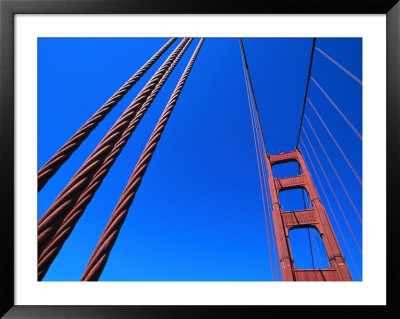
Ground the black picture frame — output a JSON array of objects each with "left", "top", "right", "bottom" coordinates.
[{"left": 1, "top": 0, "right": 398, "bottom": 317}]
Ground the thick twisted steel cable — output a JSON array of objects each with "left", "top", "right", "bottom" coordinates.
[
  {"left": 37, "top": 38, "right": 177, "bottom": 191},
  {"left": 37, "top": 39, "right": 190, "bottom": 262},
  {"left": 37, "top": 39, "right": 193, "bottom": 280},
  {"left": 81, "top": 38, "right": 204, "bottom": 281},
  {"left": 38, "top": 40, "right": 187, "bottom": 280}
]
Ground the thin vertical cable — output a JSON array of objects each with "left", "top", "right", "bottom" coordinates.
[
  {"left": 307, "top": 227, "right": 315, "bottom": 269},
  {"left": 250, "top": 98, "right": 280, "bottom": 279},
  {"left": 240, "top": 38, "right": 279, "bottom": 274},
  {"left": 300, "top": 138, "right": 361, "bottom": 279},
  {"left": 254, "top": 98, "right": 281, "bottom": 280},
  {"left": 298, "top": 160, "right": 315, "bottom": 269},
  {"left": 242, "top": 54, "right": 276, "bottom": 281},
  {"left": 239, "top": 39, "right": 268, "bottom": 152},
  {"left": 240, "top": 38, "right": 279, "bottom": 280},
  {"left": 38, "top": 38, "right": 177, "bottom": 191},
  {"left": 260, "top": 152, "right": 281, "bottom": 280},
  {"left": 81, "top": 39, "right": 204, "bottom": 281},
  {"left": 248, "top": 85, "right": 276, "bottom": 281}
]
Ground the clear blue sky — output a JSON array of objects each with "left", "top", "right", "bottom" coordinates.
[{"left": 38, "top": 37, "right": 362, "bottom": 281}]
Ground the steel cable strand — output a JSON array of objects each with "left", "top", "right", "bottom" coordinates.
[
  {"left": 302, "top": 127, "right": 362, "bottom": 255},
  {"left": 37, "top": 38, "right": 190, "bottom": 263},
  {"left": 309, "top": 75, "right": 362, "bottom": 140},
  {"left": 239, "top": 39, "right": 279, "bottom": 279},
  {"left": 255, "top": 120, "right": 281, "bottom": 279},
  {"left": 38, "top": 38, "right": 192, "bottom": 260},
  {"left": 38, "top": 38, "right": 177, "bottom": 191},
  {"left": 81, "top": 39, "right": 204, "bottom": 281},
  {"left": 240, "top": 46, "right": 276, "bottom": 280},
  {"left": 38, "top": 41, "right": 186, "bottom": 262},
  {"left": 252, "top": 98, "right": 279, "bottom": 280},
  {"left": 37, "top": 38, "right": 188, "bottom": 230},
  {"left": 253, "top": 109, "right": 281, "bottom": 279},
  {"left": 37, "top": 39, "right": 190, "bottom": 258},
  {"left": 304, "top": 114, "right": 362, "bottom": 223},
  {"left": 247, "top": 77, "right": 276, "bottom": 280},
  {"left": 300, "top": 138, "right": 361, "bottom": 279},
  {"left": 314, "top": 46, "right": 362, "bottom": 85},
  {"left": 307, "top": 97, "right": 362, "bottom": 185},
  {"left": 37, "top": 39, "right": 193, "bottom": 279},
  {"left": 262, "top": 158, "right": 281, "bottom": 280},
  {"left": 85, "top": 39, "right": 203, "bottom": 268},
  {"left": 255, "top": 109, "right": 281, "bottom": 279},
  {"left": 295, "top": 38, "right": 316, "bottom": 148}
]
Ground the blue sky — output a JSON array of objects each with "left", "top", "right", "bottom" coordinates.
[{"left": 38, "top": 37, "right": 362, "bottom": 281}]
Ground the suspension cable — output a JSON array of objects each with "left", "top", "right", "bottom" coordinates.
[
  {"left": 307, "top": 227, "right": 315, "bottom": 269},
  {"left": 307, "top": 97, "right": 362, "bottom": 185},
  {"left": 259, "top": 153, "right": 281, "bottom": 280},
  {"left": 240, "top": 39, "right": 277, "bottom": 280},
  {"left": 80, "top": 39, "right": 204, "bottom": 281},
  {"left": 239, "top": 39, "right": 268, "bottom": 151},
  {"left": 245, "top": 57, "right": 281, "bottom": 280},
  {"left": 315, "top": 46, "right": 362, "bottom": 85},
  {"left": 254, "top": 98, "right": 281, "bottom": 280},
  {"left": 300, "top": 138, "right": 361, "bottom": 279},
  {"left": 37, "top": 39, "right": 194, "bottom": 280},
  {"left": 241, "top": 38, "right": 282, "bottom": 280},
  {"left": 37, "top": 39, "right": 191, "bottom": 280},
  {"left": 295, "top": 38, "right": 316, "bottom": 148},
  {"left": 294, "top": 164, "right": 315, "bottom": 269},
  {"left": 248, "top": 82, "right": 276, "bottom": 281},
  {"left": 310, "top": 75, "right": 362, "bottom": 140},
  {"left": 304, "top": 115, "right": 362, "bottom": 223},
  {"left": 297, "top": 158, "right": 315, "bottom": 269},
  {"left": 302, "top": 128, "right": 362, "bottom": 256},
  {"left": 254, "top": 125, "right": 281, "bottom": 279},
  {"left": 38, "top": 38, "right": 177, "bottom": 191}
]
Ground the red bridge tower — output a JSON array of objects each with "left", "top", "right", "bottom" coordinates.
[{"left": 265, "top": 148, "right": 352, "bottom": 281}]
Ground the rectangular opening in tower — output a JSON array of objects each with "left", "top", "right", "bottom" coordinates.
[
  {"left": 288, "top": 226, "right": 331, "bottom": 269},
  {"left": 272, "top": 160, "right": 302, "bottom": 179},
  {"left": 278, "top": 187, "right": 312, "bottom": 211}
]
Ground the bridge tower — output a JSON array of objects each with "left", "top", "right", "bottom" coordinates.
[{"left": 265, "top": 148, "right": 352, "bottom": 281}]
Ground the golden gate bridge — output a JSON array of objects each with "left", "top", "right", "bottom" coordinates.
[{"left": 37, "top": 38, "right": 362, "bottom": 281}]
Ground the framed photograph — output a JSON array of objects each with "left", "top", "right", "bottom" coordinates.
[{"left": 1, "top": 0, "right": 398, "bottom": 317}]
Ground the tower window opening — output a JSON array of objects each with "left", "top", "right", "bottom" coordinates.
[
  {"left": 272, "top": 160, "right": 302, "bottom": 179},
  {"left": 288, "top": 227, "right": 331, "bottom": 269},
  {"left": 279, "top": 187, "right": 312, "bottom": 211}
]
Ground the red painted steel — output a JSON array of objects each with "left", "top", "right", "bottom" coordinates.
[{"left": 265, "top": 148, "right": 352, "bottom": 281}]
